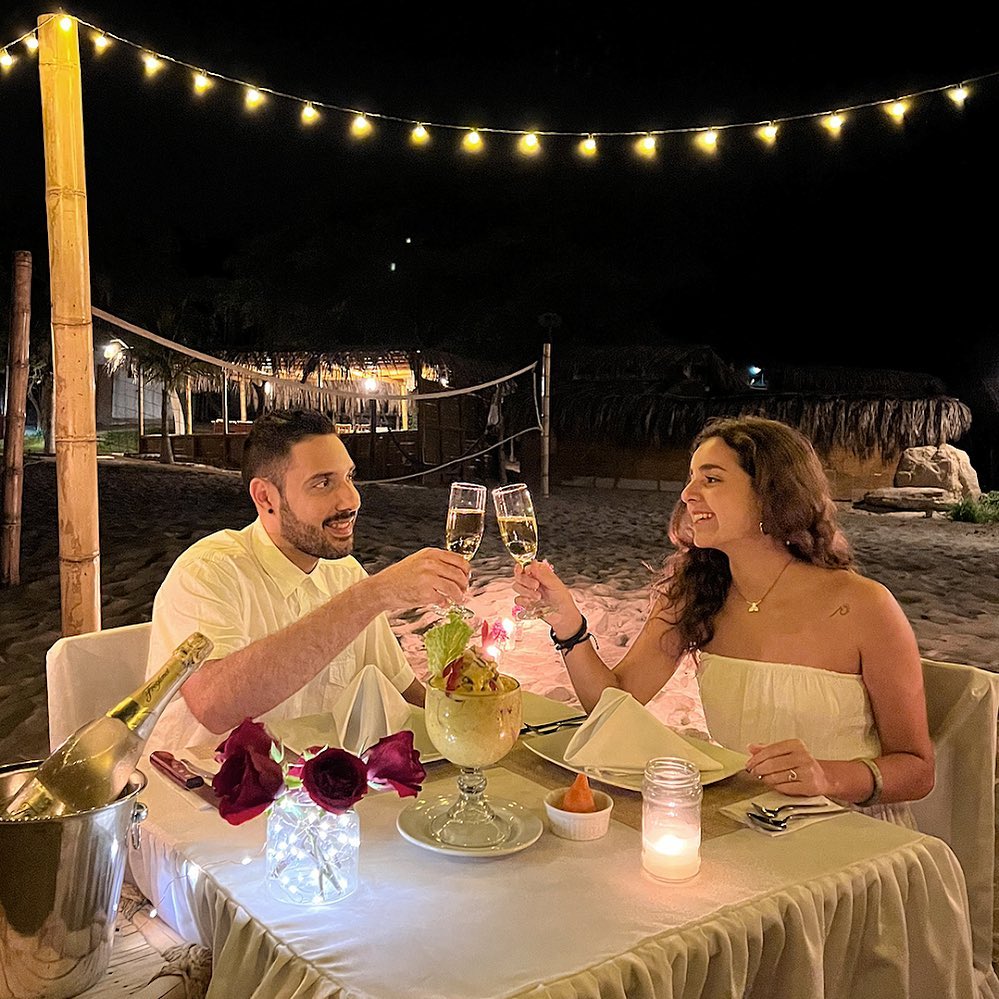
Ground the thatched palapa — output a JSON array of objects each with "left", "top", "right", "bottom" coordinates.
[{"left": 549, "top": 345, "right": 973, "bottom": 500}]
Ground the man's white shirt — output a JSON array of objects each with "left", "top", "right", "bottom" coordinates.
[{"left": 146, "top": 518, "right": 415, "bottom": 753}]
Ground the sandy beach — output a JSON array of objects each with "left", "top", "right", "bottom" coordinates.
[{"left": 1, "top": 455, "right": 997, "bottom": 765}]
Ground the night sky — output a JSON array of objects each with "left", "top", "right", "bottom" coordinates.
[{"left": 2, "top": 4, "right": 998, "bottom": 388}]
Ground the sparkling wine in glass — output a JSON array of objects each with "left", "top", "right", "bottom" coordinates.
[
  {"left": 492, "top": 483, "right": 549, "bottom": 620},
  {"left": 434, "top": 482, "right": 486, "bottom": 618}
]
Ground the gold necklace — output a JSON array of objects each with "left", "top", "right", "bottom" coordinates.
[{"left": 731, "top": 558, "right": 794, "bottom": 613}]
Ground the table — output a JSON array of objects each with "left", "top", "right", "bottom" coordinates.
[{"left": 128, "top": 736, "right": 988, "bottom": 999}]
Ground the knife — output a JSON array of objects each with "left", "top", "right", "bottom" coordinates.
[
  {"left": 520, "top": 715, "right": 587, "bottom": 736},
  {"left": 150, "top": 750, "right": 206, "bottom": 789}
]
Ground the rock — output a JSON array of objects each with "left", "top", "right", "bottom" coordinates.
[
  {"left": 854, "top": 486, "right": 954, "bottom": 513},
  {"left": 894, "top": 445, "right": 981, "bottom": 500}
]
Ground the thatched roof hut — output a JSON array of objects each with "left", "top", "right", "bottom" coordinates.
[{"left": 549, "top": 345, "right": 973, "bottom": 499}]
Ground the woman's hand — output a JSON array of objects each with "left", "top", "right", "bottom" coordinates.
[
  {"left": 512, "top": 560, "right": 579, "bottom": 635},
  {"left": 745, "top": 739, "right": 831, "bottom": 798}
]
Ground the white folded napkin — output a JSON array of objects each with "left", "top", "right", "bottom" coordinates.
[
  {"left": 721, "top": 791, "right": 847, "bottom": 837},
  {"left": 563, "top": 688, "right": 722, "bottom": 772},
  {"left": 330, "top": 663, "right": 411, "bottom": 755}
]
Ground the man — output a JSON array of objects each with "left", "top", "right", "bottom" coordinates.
[{"left": 146, "top": 409, "right": 470, "bottom": 752}]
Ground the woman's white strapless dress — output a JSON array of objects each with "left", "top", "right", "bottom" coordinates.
[{"left": 697, "top": 651, "right": 916, "bottom": 827}]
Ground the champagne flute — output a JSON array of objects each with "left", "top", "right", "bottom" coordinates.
[
  {"left": 433, "top": 482, "right": 486, "bottom": 618},
  {"left": 491, "top": 482, "right": 550, "bottom": 620}
]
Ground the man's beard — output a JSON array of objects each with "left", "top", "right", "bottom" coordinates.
[{"left": 278, "top": 496, "right": 355, "bottom": 560}]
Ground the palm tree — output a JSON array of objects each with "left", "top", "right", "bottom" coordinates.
[{"left": 105, "top": 304, "right": 217, "bottom": 464}]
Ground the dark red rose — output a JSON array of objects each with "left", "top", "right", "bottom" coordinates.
[
  {"left": 213, "top": 718, "right": 284, "bottom": 825},
  {"left": 301, "top": 748, "right": 370, "bottom": 813},
  {"left": 214, "top": 717, "right": 273, "bottom": 762},
  {"left": 362, "top": 731, "right": 425, "bottom": 798}
]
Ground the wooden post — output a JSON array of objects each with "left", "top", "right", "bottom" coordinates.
[
  {"left": 541, "top": 342, "right": 551, "bottom": 498},
  {"left": 38, "top": 14, "right": 101, "bottom": 633},
  {"left": 185, "top": 376, "right": 193, "bottom": 435},
  {"left": 137, "top": 369, "right": 145, "bottom": 437},
  {"left": 239, "top": 377, "right": 247, "bottom": 422},
  {"left": 222, "top": 371, "right": 230, "bottom": 433},
  {"left": 2, "top": 251, "right": 32, "bottom": 586},
  {"left": 368, "top": 398, "right": 377, "bottom": 471}
]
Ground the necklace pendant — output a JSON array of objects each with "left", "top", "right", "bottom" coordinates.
[{"left": 747, "top": 602, "right": 760, "bottom": 613}]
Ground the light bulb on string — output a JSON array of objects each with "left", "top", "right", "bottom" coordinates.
[
  {"left": 92, "top": 32, "right": 110, "bottom": 53},
  {"left": 143, "top": 53, "right": 163, "bottom": 76},
  {"left": 245, "top": 87, "right": 264, "bottom": 109},
  {"left": 695, "top": 128, "right": 719, "bottom": 153},
  {"left": 462, "top": 129, "right": 483, "bottom": 153},
  {"left": 884, "top": 99, "right": 907, "bottom": 124},
  {"left": 947, "top": 85, "right": 969, "bottom": 107},
  {"left": 193, "top": 71, "right": 212, "bottom": 95},
  {"left": 577, "top": 134, "right": 598, "bottom": 157},
  {"left": 59, "top": 16, "right": 72, "bottom": 32},
  {"left": 301, "top": 103, "right": 319, "bottom": 125},
  {"left": 518, "top": 131, "right": 541, "bottom": 156},
  {"left": 821, "top": 112, "right": 844, "bottom": 136},
  {"left": 635, "top": 133, "right": 657, "bottom": 158},
  {"left": 410, "top": 123, "right": 430, "bottom": 146},
  {"left": 24, "top": 34, "right": 39, "bottom": 53},
  {"left": 757, "top": 122, "right": 778, "bottom": 145},
  {"left": 351, "top": 114, "right": 372, "bottom": 138},
  {"left": 0, "top": 49, "right": 13, "bottom": 71}
]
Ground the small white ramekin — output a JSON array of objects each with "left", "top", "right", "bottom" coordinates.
[{"left": 544, "top": 787, "right": 614, "bottom": 840}]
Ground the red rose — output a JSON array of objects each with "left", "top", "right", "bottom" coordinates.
[
  {"left": 213, "top": 718, "right": 284, "bottom": 825},
  {"left": 362, "top": 731, "right": 426, "bottom": 798},
  {"left": 301, "top": 748, "right": 370, "bottom": 813},
  {"left": 214, "top": 717, "right": 273, "bottom": 761}
]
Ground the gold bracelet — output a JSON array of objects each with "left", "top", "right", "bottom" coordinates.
[{"left": 855, "top": 757, "right": 884, "bottom": 807}]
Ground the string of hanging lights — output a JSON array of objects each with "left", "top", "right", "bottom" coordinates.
[{"left": 1, "top": 13, "right": 994, "bottom": 162}]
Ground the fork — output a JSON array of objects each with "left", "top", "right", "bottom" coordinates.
[
  {"left": 752, "top": 799, "right": 843, "bottom": 817},
  {"left": 520, "top": 716, "right": 587, "bottom": 736},
  {"left": 747, "top": 807, "right": 850, "bottom": 831}
]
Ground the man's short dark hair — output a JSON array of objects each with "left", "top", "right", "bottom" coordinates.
[{"left": 241, "top": 409, "right": 336, "bottom": 490}]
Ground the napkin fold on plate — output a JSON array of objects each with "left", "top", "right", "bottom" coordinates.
[
  {"left": 330, "top": 663, "right": 412, "bottom": 755},
  {"left": 563, "top": 687, "right": 722, "bottom": 772},
  {"left": 721, "top": 790, "right": 847, "bottom": 837}
]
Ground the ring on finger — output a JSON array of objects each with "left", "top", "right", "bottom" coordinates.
[{"left": 787, "top": 768, "right": 798, "bottom": 782}]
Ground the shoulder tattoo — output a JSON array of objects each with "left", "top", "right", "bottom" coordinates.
[{"left": 830, "top": 604, "right": 850, "bottom": 617}]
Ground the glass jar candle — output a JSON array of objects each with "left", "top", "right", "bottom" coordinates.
[{"left": 642, "top": 757, "right": 702, "bottom": 882}]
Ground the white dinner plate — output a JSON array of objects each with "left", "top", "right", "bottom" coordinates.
[
  {"left": 521, "top": 727, "right": 748, "bottom": 792},
  {"left": 396, "top": 795, "right": 544, "bottom": 857}
]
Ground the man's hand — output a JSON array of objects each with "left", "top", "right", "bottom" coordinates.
[{"left": 373, "top": 548, "right": 471, "bottom": 611}]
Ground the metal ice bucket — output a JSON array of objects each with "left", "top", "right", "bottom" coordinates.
[{"left": 0, "top": 761, "right": 148, "bottom": 999}]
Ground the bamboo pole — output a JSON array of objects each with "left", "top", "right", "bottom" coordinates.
[
  {"left": 137, "top": 370, "right": 145, "bottom": 437},
  {"left": 185, "top": 377, "right": 193, "bottom": 434},
  {"left": 541, "top": 342, "right": 551, "bottom": 498},
  {"left": 38, "top": 14, "right": 101, "bottom": 633},
  {"left": 2, "top": 251, "right": 32, "bottom": 587},
  {"left": 239, "top": 377, "right": 247, "bottom": 422}
]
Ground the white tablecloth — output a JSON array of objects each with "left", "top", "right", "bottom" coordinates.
[{"left": 129, "top": 760, "right": 989, "bottom": 999}]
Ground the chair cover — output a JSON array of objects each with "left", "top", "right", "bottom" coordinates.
[
  {"left": 911, "top": 657, "right": 999, "bottom": 978},
  {"left": 45, "top": 622, "right": 152, "bottom": 750}
]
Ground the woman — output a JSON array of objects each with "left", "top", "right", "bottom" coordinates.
[{"left": 515, "top": 416, "right": 934, "bottom": 823}]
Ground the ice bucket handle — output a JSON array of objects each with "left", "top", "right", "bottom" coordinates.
[{"left": 131, "top": 800, "right": 148, "bottom": 850}]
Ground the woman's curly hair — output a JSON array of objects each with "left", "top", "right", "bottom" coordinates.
[{"left": 654, "top": 416, "right": 854, "bottom": 651}]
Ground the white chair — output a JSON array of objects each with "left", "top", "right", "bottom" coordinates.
[
  {"left": 910, "top": 657, "right": 999, "bottom": 982},
  {"left": 45, "top": 622, "right": 152, "bottom": 751}
]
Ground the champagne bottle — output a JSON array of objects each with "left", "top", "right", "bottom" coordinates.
[{"left": 1, "top": 632, "right": 214, "bottom": 820}]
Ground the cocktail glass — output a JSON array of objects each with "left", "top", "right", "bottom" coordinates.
[{"left": 423, "top": 676, "right": 523, "bottom": 847}]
